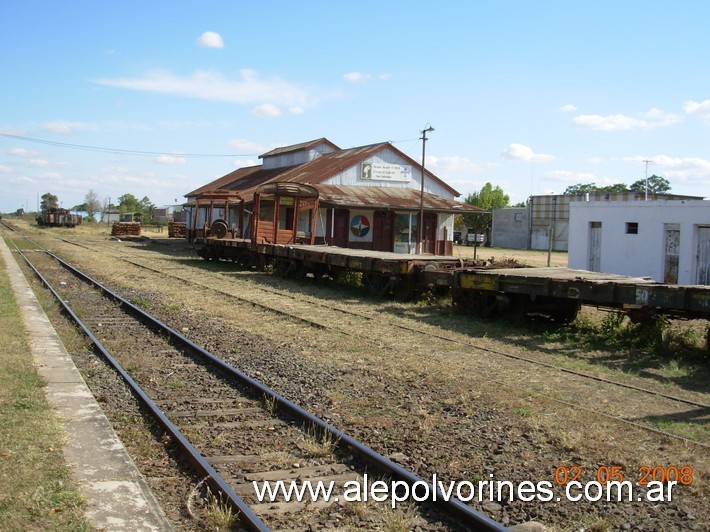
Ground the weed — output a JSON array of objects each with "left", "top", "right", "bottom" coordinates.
[
  {"left": 381, "top": 503, "right": 418, "bottom": 532},
  {"left": 300, "top": 425, "right": 339, "bottom": 458},
  {"left": 203, "top": 487, "right": 237, "bottom": 530},
  {"left": 261, "top": 393, "right": 278, "bottom": 414},
  {"left": 512, "top": 405, "right": 536, "bottom": 417}
]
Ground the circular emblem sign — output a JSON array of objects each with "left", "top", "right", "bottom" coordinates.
[{"left": 350, "top": 215, "right": 370, "bottom": 238}]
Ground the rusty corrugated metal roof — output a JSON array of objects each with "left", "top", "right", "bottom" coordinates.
[
  {"left": 259, "top": 138, "right": 340, "bottom": 158},
  {"left": 315, "top": 184, "right": 485, "bottom": 213},
  {"left": 186, "top": 139, "right": 463, "bottom": 201}
]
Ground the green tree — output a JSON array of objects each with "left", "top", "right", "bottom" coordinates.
[
  {"left": 564, "top": 183, "right": 598, "bottom": 195},
  {"left": 461, "top": 182, "right": 510, "bottom": 235},
  {"left": 600, "top": 183, "right": 629, "bottom": 193},
  {"left": 118, "top": 193, "right": 155, "bottom": 220},
  {"left": 564, "top": 182, "right": 630, "bottom": 195},
  {"left": 138, "top": 196, "right": 155, "bottom": 221},
  {"left": 629, "top": 175, "right": 671, "bottom": 195},
  {"left": 40, "top": 193, "right": 58, "bottom": 212},
  {"left": 117, "top": 193, "right": 139, "bottom": 213}
]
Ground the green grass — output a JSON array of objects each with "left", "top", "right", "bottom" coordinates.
[{"left": 0, "top": 249, "right": 90, "bottom": 531}]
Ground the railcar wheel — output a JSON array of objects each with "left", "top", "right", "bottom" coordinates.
[
  {"left": 363, "top": 273, "right": 391, "bottom": 297},
  {"left": 275, "top": 259, "right": 290, "bottom": 277},
  {"left": 210, "top": 219, "right": 228, "bottom": 239},
  {"left": 550, "top": 300, "right": 581, "bottom": 324},
  {"left": 393, "top": 277, "right": 416, "bottom": 301}
]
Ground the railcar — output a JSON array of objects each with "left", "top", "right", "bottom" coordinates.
[
  {"left": 193, "top": 183, "right": 710, "bottom": 337},
  {"left": 36, "top": 208, "right": 82, "bottom": 228}
]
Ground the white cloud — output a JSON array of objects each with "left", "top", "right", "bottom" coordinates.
[
  {"left": 5, "top": 147, "right": 41, "bottom": 157},
  {"left": 232, "top": 159, "right": 259, "bottom": 169},
  {"left": 12, "top": 176, "right": 35, "bottom": 184},
  {"left": 560, "top": 104, "right": 578, "bottom": 112},
  {"left": 42, "top": 122, "right": 73, "bottom": 134},
  {"left": 0, "top": 165, "right": 11, "bottom": 173},
  {"left": 154, "top": 154, "right": 186, "bottom": 165},
  {"left": 197, "top": 31, "right": 224, "bottom": 48},
  {"left": 502, "top": 143, "right": 555, "bottom": 162},
  {"left": 573, "top": 108, "right": 681, "bottom": 131},
  {"left": 586, "top": 157, "right": 603, "bottom": 164},
  {"left": 624, "top": 154, "right": 710, "bottom": 182},
  {"left": 95, "top": 69, "right": 311, "bottom": 109},
  {"left": 227, "top": 139, "right": 269, "bottom": 153},
  {"left": 343, "top": 72, "right": 372, "bottom": 83},
  {"left": 251, "top": 103, "right": 282, "bottom": 117},
  {"left": 573, "top": 113, "right": 647, "bottom": 131},
  {"left": 426, "top": 155, "right": 500, "bottom": 174},
  {"left": 543, "top": 170, "right": 597, "bottom": 183},
  {"left": 683, "top": 99, "right": 710, "bottom": 124},
  {"left": 28, "top": 159, "right": 50, "bottom": 167},
  {"left": 289, "top": 106, "right": 305, "bottom": 115}
]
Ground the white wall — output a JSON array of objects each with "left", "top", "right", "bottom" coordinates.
[
  {"left": 568, "top": 200, "right": 710, "bottom": 284},
  {"left": 322, "top": 147, "right": 456, "bottom": 199}
]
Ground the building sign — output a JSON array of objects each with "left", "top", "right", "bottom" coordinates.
[
  {"left": 349, "top": 211, "right": 373, "bottom": 242},
  {"left": 361, "top": 162, "right": 412, "bottom": 182}
]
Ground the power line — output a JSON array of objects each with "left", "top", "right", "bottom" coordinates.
[{"left": 0, "top": 133, "right": 256, "bottom": 158}]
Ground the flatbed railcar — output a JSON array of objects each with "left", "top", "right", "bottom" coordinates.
[
  {"left": 436, "top": 267, "right": 710, "bottom": 325},
  {"left": 195, "top": 235, "right": 470, "bottom": 298},
  {"left": 192, "top": 182, "right": 710, "bottom": 342}
]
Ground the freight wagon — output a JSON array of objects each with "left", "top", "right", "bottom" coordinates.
[{"left": 36, "top": 208, "right": 82, "bottom": 228}]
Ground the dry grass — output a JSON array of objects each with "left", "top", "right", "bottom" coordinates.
[
  {"left": 9, "top": 218, "right": 709, "bottom": 528},
  {"left": 0, "top": 240, "right": 89, "bottom": 531},
  {"left": 300, "top": 425, "right": 339, "bottom": 458}
]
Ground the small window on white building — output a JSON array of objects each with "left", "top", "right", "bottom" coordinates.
[
  {"left": 626, "top": 222, "right": 639, "bottom": 234},
  {"left": 514, "top": 212, "right": 523, "bottom": 222}
]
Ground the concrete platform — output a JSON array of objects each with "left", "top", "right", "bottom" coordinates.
[{"left": 0, "top": 239, "right": 173, "bottom": 531}]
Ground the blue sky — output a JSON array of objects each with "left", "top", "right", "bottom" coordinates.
[{"left": 2, "top": 0, "right": 709, "bottom": 213}]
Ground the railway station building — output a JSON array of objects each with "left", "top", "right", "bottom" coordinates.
[{"left": 184, "top": 138, "right": 484, "bottom": 256}]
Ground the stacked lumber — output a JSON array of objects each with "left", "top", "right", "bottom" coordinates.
[
  {"left": 168, "top": 222, "right": 187, "bottom": 238},
  {"left": 112, "top": 222, "right": 142, "bottom": 237}
]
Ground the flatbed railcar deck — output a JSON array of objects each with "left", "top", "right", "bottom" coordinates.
[
  {"left": 443, "top": 266, "right": 710, "bottom": 324},
  {"left": 195, "top": 235, "right": 470, "bottom": 296}
]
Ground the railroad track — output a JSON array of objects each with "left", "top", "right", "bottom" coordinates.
[
  {"left": 114, "top": 253, "right": 710, "bottom": 450},
  {"left": 4, "top": 228, "right": 505, "bottom": 531},
  {"left": 7, "top": 224, "right": 708, "bottom": 449}
]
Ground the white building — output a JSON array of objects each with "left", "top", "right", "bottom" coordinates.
[{"left": 568, "top": 200, "right": 710, "bottom": 285}]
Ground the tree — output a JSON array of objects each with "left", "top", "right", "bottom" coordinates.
[
  {"left": 84, "top": 189, "right": 101, "bottom": 219},
  {"left": 40, "top": 193, "right": 58, "bottom": 212},
  {"left": 117, "top": 193, "right": 139, "bottom": 213},
  {"left": 563, "top": 182, "right": 629, "bottom": 195},
  {"left": 118, "top": 193, "right": 155, "bottom": 221},
  {"left": 138, "top": 196, "right": 155, "bottom": 221},
  {"left": 461, "top": 182, "right": 510, "bottom": 235},
  {"left": 629, "top": 175, "right": 671, "bottom": 195},
  {"left": 563, "top": 183, "right": 599, "bottom": 195}
]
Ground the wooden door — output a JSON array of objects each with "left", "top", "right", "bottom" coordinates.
[
  {"left": 663, "top": 223, "right": 680, "bottom": 283},
  {"left": 372, "top": 211, "right": 393, "bottom": 252},
  {"left": 332, "top": 209, "right": 349, "bottom": 247},
  {"left": 422, "top": 213, "right": 437, "bottom": 255},
  {"left": 588, "top": 222, "right": 602, "bottom": 272}
]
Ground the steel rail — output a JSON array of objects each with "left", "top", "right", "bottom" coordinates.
[
  {"left": 9, "top": 240, "right": 269, "bottom": 532},
  {"left": 123, "top": 252, "right": 709, "bottom": 411},
  {"left": 41, "top": 247, "right": 506, "bottom": 530}
]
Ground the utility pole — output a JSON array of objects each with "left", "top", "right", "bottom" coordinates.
[
  {"left": 417, "top": 125, "right": 434, "bottom": 254},
  {"left": 643, "top": 159, "right": 652, "bottom": 200}
]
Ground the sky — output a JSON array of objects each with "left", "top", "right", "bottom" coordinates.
[{"left": 1, "top": 0, "right": 709, "bottom": 214}]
